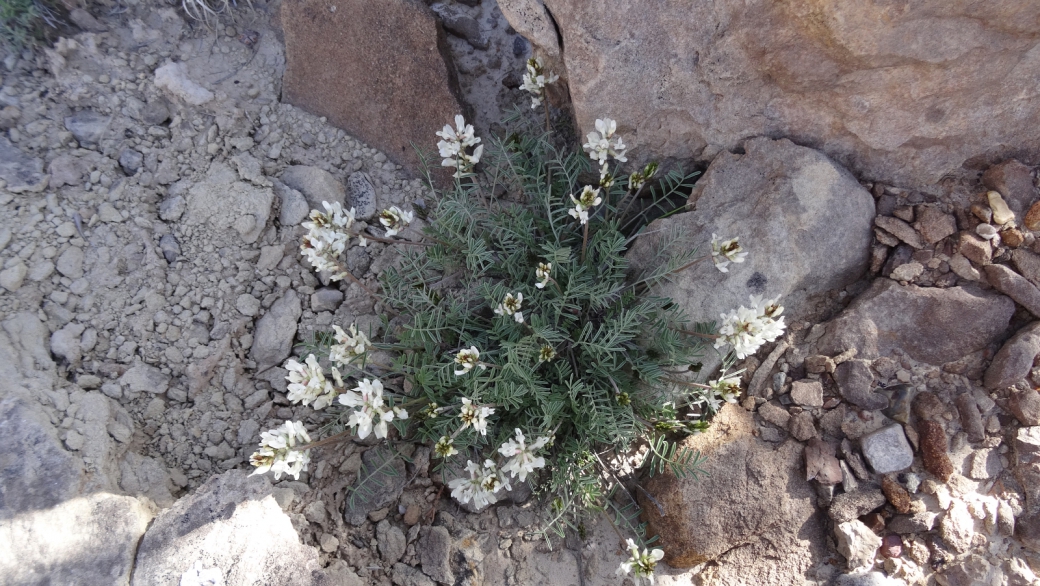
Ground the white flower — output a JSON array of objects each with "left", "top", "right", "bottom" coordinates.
[
  {"left": 249, "top": 421, "right": 311, "bottom": 481},
  {"left": 710, "top": 234, "right": 748, "bottom": 273},
  {"left": 538, "top": 345, "right": 556, "bottom": 362},
  {"left": 379, "top": 206, "right": 415, "bottom": 238},
  {"left": 337, "top": 378, "right": 404, "bottom": 439},
  {"left": 459, "top": 398, "right": 494, "bottom": 435},
  {"left": 299, "top": 201, "right": 359, "bottom": 277},
  {"left": 568, "top": 185, "right": 602, "bottom": 225},
  {"left": 535, "top": 262, "right": 552, "bottom": 289},
  {"left": 284, "top": 354, "right": 339, "bottom": 410},
  {"left": 494, "top": 292, "right": 524, "bottom": 323},
  {"left": 521, "top": 57, "right": 559, "bottom": 108},
  {"left": 180, "top": 561, "right": 225, "bottom": 586},
  {"left": 616, "top": 538, "right": 664, "bottom": 585},
  {"left": 583, "top": 118, "right": 627, "bottom": 163},
  {"left": 434, "top": 436, "right": 458, "bottom": 458},
  {"left": 751, "top": 294, "right": 784, "bottom": 319},
  {"left": 708, "top": 374, "right": 742, "bottom": 404},
  {"left": 454, "top": 346, "right": 485, "bottom": 375},
  {"left": 330, "top": 324, "right": 371, "bottom": 366},
  {"left": 568, "top": 206, "right": 590, "bottom": 225},
  {"left": 448, "top": 459, "right": 509, "bottom": 509},
  {"left": 436, "top": 115, "right": 483, "bottom": 178},
  {"left": 714, "top": 295, "right": 787, "bottom": 359},
  {"left": 498, "top": 428, "right": 549, "bottom": 482}
]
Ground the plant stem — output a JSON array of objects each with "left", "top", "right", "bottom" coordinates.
[
  {"left": 580, "top": 222, "right": 589, "bottom": 262},
  {"left": 330, "top": 259, "right": 379, "bottom": 298},
  {"left": 668, "top": 254, "right": 709, "bottom": 276},
  {"left": 673, "top": 328, "right": 720, "bottom": 340},
  {"left": 300, "top": 429, "right": 353, "bottom": 451},
  {"left": 355, "top": 231, "right": 433, "bottom": 247},
  {"left": 616, "top": 182, "right": 647, "bottom": 223},
  {"left": 663, "top": 377, "right": 712, "bottom": 390},
  {"left": 544, "top": 101, "right": 551, "bottom": 135}
]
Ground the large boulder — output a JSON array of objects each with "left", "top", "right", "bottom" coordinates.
[
  {"left": 626, "top": 137, "right": 874, "bottom": 376},
  {"left": 0, "top": 313, "right": 164, "bottom": 586},
  {"left": 0, "top": 493, "right": 155, "bottom": 586},
  {"left": 131, "top": 470, "right": 337, "bottom": 586},
  {"left": 638, "top": 404, "right": 827, "bottom": 578},
  {"left": 817, "top": 279, "right": 1015, "bottom": 365},
  {"left": 281, "top": 0, "right": 466, "bottom": 177},
  {"left": 504, "top": 0, "right": 1040, "bottom": 188}
]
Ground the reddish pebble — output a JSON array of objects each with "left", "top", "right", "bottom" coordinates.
[{"left": 880, "top": 534, "right": 902, "bottom": 558}]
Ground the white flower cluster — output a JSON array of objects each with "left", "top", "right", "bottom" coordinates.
[
  {"left": 285, "top": 354, "right": 341, "bottom": 410},
  {"left": 459, "top": 398, "right": 494, "bottom": 435},
  {"left": 437, "top": 115, "right": 483, "bottom": 178},
  {"left": 448, "top": 459, "right": 510, "bottom": 509},
  {"left": 534, "top": 262, "right": 552, "bottom": 289},
  {"left": 300, "top": 201, "right": 356, "bottom": 278},
  {"left": 583, "top": 118, "right": 627, "bottom": 164},
  {"left": 448, "top": 428, "right": 549, "bottom": 508},
  {"left": 715, "top": 294, "right": 786, "bottom": 359},
  {"left": 616, "top": 538, "right": 665, "bottom": 585},
  {"left": 454, "top": 346, "right": 485, "bottom": 375},
  {"left": 568, "top": 185, "right": 603, "bottom": 225},
  {"left": 521, "top": 57, "right": 559, "bottom": 109},
  {"left": 338, "top": 378, "right": 408, "bottom": 440},
  {"left": 249, "top": 421, "right": 312, "bottom": 480},
  {"left": 379, "top": 206, "right": 414, "bottom": 237},
  {"left": 498, "top": 428, "right": 549, "bottom": 482},
  {"left": 494, "top": 292, "right": 525, "bottom": 323},
  {"left": 329, "top": 324, "right": 371, "bottom": 366},
  {"left": 710, "top": 233, "right": 748, "bottom": 273}
]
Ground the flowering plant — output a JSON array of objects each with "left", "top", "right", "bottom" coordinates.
[{"left": 248, "top": 104, "right": 784, "bottom": 582}]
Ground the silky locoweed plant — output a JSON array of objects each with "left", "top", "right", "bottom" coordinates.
[{"left": 250, "top": 105, "right": 785, "bottom": 582}]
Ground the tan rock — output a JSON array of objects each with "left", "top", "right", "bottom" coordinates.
[
  {"left": 639, "top": 404, "right": 825, "bottom": 573},
  {"left": 281, "top": 0, "right": 466, "bottom": 178},
  {"left": 508, "top": 1, "right": 1040, "bottom": 189}
]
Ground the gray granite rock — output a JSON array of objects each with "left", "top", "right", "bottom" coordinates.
[
  {"left": 829, "top": 489, "right": 886, "bottom": 523},
  {"left": 0, "top": 136, "right": 48, "bottom": 193},
  {"left": 273, "top": 179, "right": 310, "bottom": 226},
  {"left": 984, "top": 323, "right": 1040, "bottom": 390},
  {"left": 347, "top": 171, "right": 378, "bottom": 220},
  {"left": 250, "top": 290, "right": 302, "bottom": 370},
  {"left": 1009, "top": 388, "right": 1040, "bottom": 426},
  {"left": 119, "top": 361, "right": 171, "bottom": 394},
  {"left": 419, "top": 526, "right": 454, "bottom": 584},
  {"left": 131, "top": 470, "right": 330, "bottom": 586},
  {"left": 280, "top": 165, "right": 346, "bottom": 211},
  {"left": 64, "top": 110, "right": 111, "bottom": 146},
  {"left": 626, "top": 137, "right": 875, "bottom": 379},
  {"left": 376, "top": 520, "right": 406, "bottom": 564},
  {"left": 835, "top": 520, "right": 880, "bottom": 570},
  {"left": 790, "top": 379, "right": 824, "bottom": 407},
  {"left": 985, "top": 264, "right": 1040, "bottom": 318},
  {"left": 818, "top": 279, "right": 1014, "bottom": 366},
  {"left": 860, "top": 424, "right": 913, "bottom": 474},
  {"left": 159, "top": 195, "right": 187, "bottom": 222},
  {"left": 834, "top": 359, "right": 887, "bottom": 410},
  {"left": 311, "top": 288, "right": 344, "bottom": 313}
]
